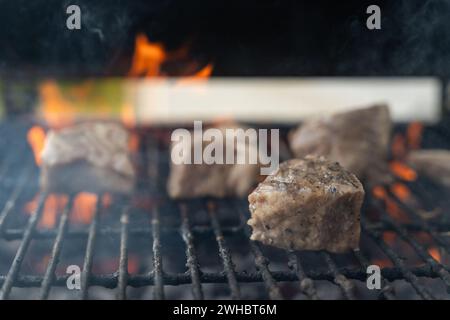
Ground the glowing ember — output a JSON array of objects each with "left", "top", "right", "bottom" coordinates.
[
  {"left": 25, "top": 192, "right": 110, "bottom": 228},
  {"left": 406, "top": 122, "right": 423, "bottom": 150},
  {"left": 391, "top": 133, "right": 407, "bottom": 159},
  {"left": 389, "top": 161, "right": 417, "bottom": 181},
  {"left": 92, "top": 254, "right": 139, "bottom": 274},
  {"left": 372, "top": 186, "right": 387, "bottom": 199},
  {"left": 27, "top": 126, "right": 46, "bottom": 166},
  {"left": 428, "top": 247, "right": 441, "bottom": 263},
  {"left": 372, "top": 186, "right": 410, "bottom": 222},
  {"left": 383, "top": 231, "right": 397, "bottom": 245},
  {"left": 70, "top": 193, "right": 98, "bottom": 225},
  {"left": 25, "top": 194, "right": 68, "bottom": 228},
  {"left": 390, "top": 183, "right": 411, "bottom": 201},
  {"left": 372, "top": 258, "right": 393, "bottom": 268}
]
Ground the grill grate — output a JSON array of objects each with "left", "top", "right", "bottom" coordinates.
[{"left": 0, "top": 121, "right": 449, "bottom": 300}]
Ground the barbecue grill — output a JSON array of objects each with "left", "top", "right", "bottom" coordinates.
[{"left": 0, "top": 120, "right": 449, "bottom": 300}]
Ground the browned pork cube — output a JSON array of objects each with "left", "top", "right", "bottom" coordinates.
[
  {"left": 167, "top": 124, "right": 260, "bottom": 198},
  {"left": 40, "top": 122, "right": 135, "bottom": 194},
  {"left": 407, "top": 150, "right": 450, "bottom": 188},
  {"left": 289, "top": 104, "right": 391, "bottom": 183},
  {"left": 248, "top": 155, "right": 364, "bottom": 253}
]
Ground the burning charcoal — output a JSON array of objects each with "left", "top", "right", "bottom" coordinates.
[
  {"left": 407, "top": 150, "right": 450, "bottom": 188},
  {"left": 40, "top": 122, "right": 135, "bottom": 194},
  {"left": 247, "top": 155, "right": 364, "bottom": 253},
  {"left": 288, "top": 104, "right": 392, "bottom": 184},
  {"left": 167, "top": 123, "right": 260, "bottom": 198}
]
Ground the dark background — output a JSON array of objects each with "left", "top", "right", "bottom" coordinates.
[{"left": 0, "top": 0, "right": 449, "bottom": 77}]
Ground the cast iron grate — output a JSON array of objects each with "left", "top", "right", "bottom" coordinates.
[{"left": 0, "top": 121, "right": 449, "bottom": 300}]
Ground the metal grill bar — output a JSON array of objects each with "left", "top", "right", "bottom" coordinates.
[
  {"left": 0, "top": 264, "right": 444, "bottom": 288},
  {"left": 0, "top": 166, "right": 33, "bottom": 232},
  {"left": 2, "top": 221, "right": 448, "bottom": 241},
  {"left": 287, "top": 251, "right": 319, "bottom": 300},
  {"left": 352, "top": 249, "right": 395, "bottom": 300},
  {"left": 320, "top": 251, "right": 356, "bottom": 300},
  {"left": 151, "top": 207, "right": 165, "bottom": 300},
  {"left": 371, "top": 195, "right": 450, "bottom": 293},
  {"left": 383, "top": 216, "right": 450, "bottom": 291},
  {"left": 362, "top": 220, "right": 436, "bottom": 300},
  {"left": 117, "top": 205, "right": 130, "bottom": 300},
  {"left": 0, "top": 192, "right": 47, "bottom": 300},
  {"left": 40, "top": 197, "right": 74, "bottom": 300},
  {"left": 236, "top": 202, "right": 283, "bottom": 300},
  {"left": 79, "top": 196, "right": 101, "bottom": 300},
  {"left": 0, "top": 123, "right": 450, "bottom": 300},
  {"left": 207, "top": 201, "right": 241, "bottom": 300},
  {"left": 180, "top": 203, "right": 204, "bottom": 300},
  {"left": 389, "top": 190, "right": 450, "bottom": 259}
]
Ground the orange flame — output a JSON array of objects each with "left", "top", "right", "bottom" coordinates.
[
  {"left": 128, "top": 34, "right": 167, "bottom": 77},
  {"left": 27, "top": 126, "right": 46, "bottom": 166},
  {"left": 428, "top": 247, "right": 442, "bottom": 263},
  {"left": 128, "top": 33, "right": 213, "bottom": 79},
  {"left": 39, "top": 81, "right": 78, "bottom": 128},
  {"left": 389, "top": 161, "right": 417, "bottom": 181}
]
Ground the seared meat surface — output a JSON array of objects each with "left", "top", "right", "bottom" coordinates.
[
  {"left": 40, "top": 122, "right": 135, "bottom": 194},
  {"left": 407, "top": 150, "right": 450, "bottom": 188},
  {"left": 289, "top": 104, "right": 391, "bottom": 184},
  {"left": 167, "top": 123, "right": 260, "bottom": 198},
  {"left": 248, "top": 155, "right": 364, "bottom": 253}
]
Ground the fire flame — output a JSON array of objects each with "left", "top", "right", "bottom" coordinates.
[
  {"left": 27, "top": 126, "right": 46, "bottom": 166},
  {"left": 39, "top": 81, "right": 78, "bottom": 128},
  {"left": 128, "top": 34, "right": 167, "bottom": 77},
  {"left": 128, "top": 33, "right": 213, "bottom": 79}
]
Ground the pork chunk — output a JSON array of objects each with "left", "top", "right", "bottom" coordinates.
[
  {"left": 407, "top": 150, "right": 450, "bottom": 188},
  {"left": 248, "top": 155, "right": 364, "bottom": 253},
  {"left": 288, "top": 104, "right": 391, "bottom": 183},
  {"left": 167, "top": 123, "right": 260, "bottom": 198},
  {"left": 40, "top": 122, "right": 135, "bottom": 194}
]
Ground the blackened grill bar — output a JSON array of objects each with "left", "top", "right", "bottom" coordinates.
[{"left": 0, "top": 123, "right": 449, "bottom": 300}]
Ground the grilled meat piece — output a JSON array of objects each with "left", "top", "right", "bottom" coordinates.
[
  {"left": 248, "top": 155, "right": 364, "bottom": 253},
  {"left": 288, "top": 104, "right": 392, "bottom": 184},
  {"left": 40, "top": 122, "right": 135, "bottom": 194},
  {"left": 167, "top": 123, "right": 260, "bottom": 198},
  {"left": 407, "top": 150, "right": 450, "bottom": 188}
]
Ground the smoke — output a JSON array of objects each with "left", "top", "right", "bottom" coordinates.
[
  {"left": 335, "top": 0, "right": 450, "bottom": 76},
  {"left": 0, "top": 0, "right": 136, "bottom": 76},
  {"left": 0, "top": 0, "right": 450, "bottom": 77}
]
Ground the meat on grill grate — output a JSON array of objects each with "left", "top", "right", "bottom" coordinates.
[
  {"left": 40, "top": 122, "right": 135, "bottom": 194},
  {"left": 248, "top": 155, "right": 364, "bottom": 253},
  {"left": 288, "top": 104, "right": 392, "bottom": 185},
  {"left": 407, "top": 149, "right": 450, "bottom": 188},
  {"left": 167, "top": 123, "right": 260, "bottom": 198}
]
